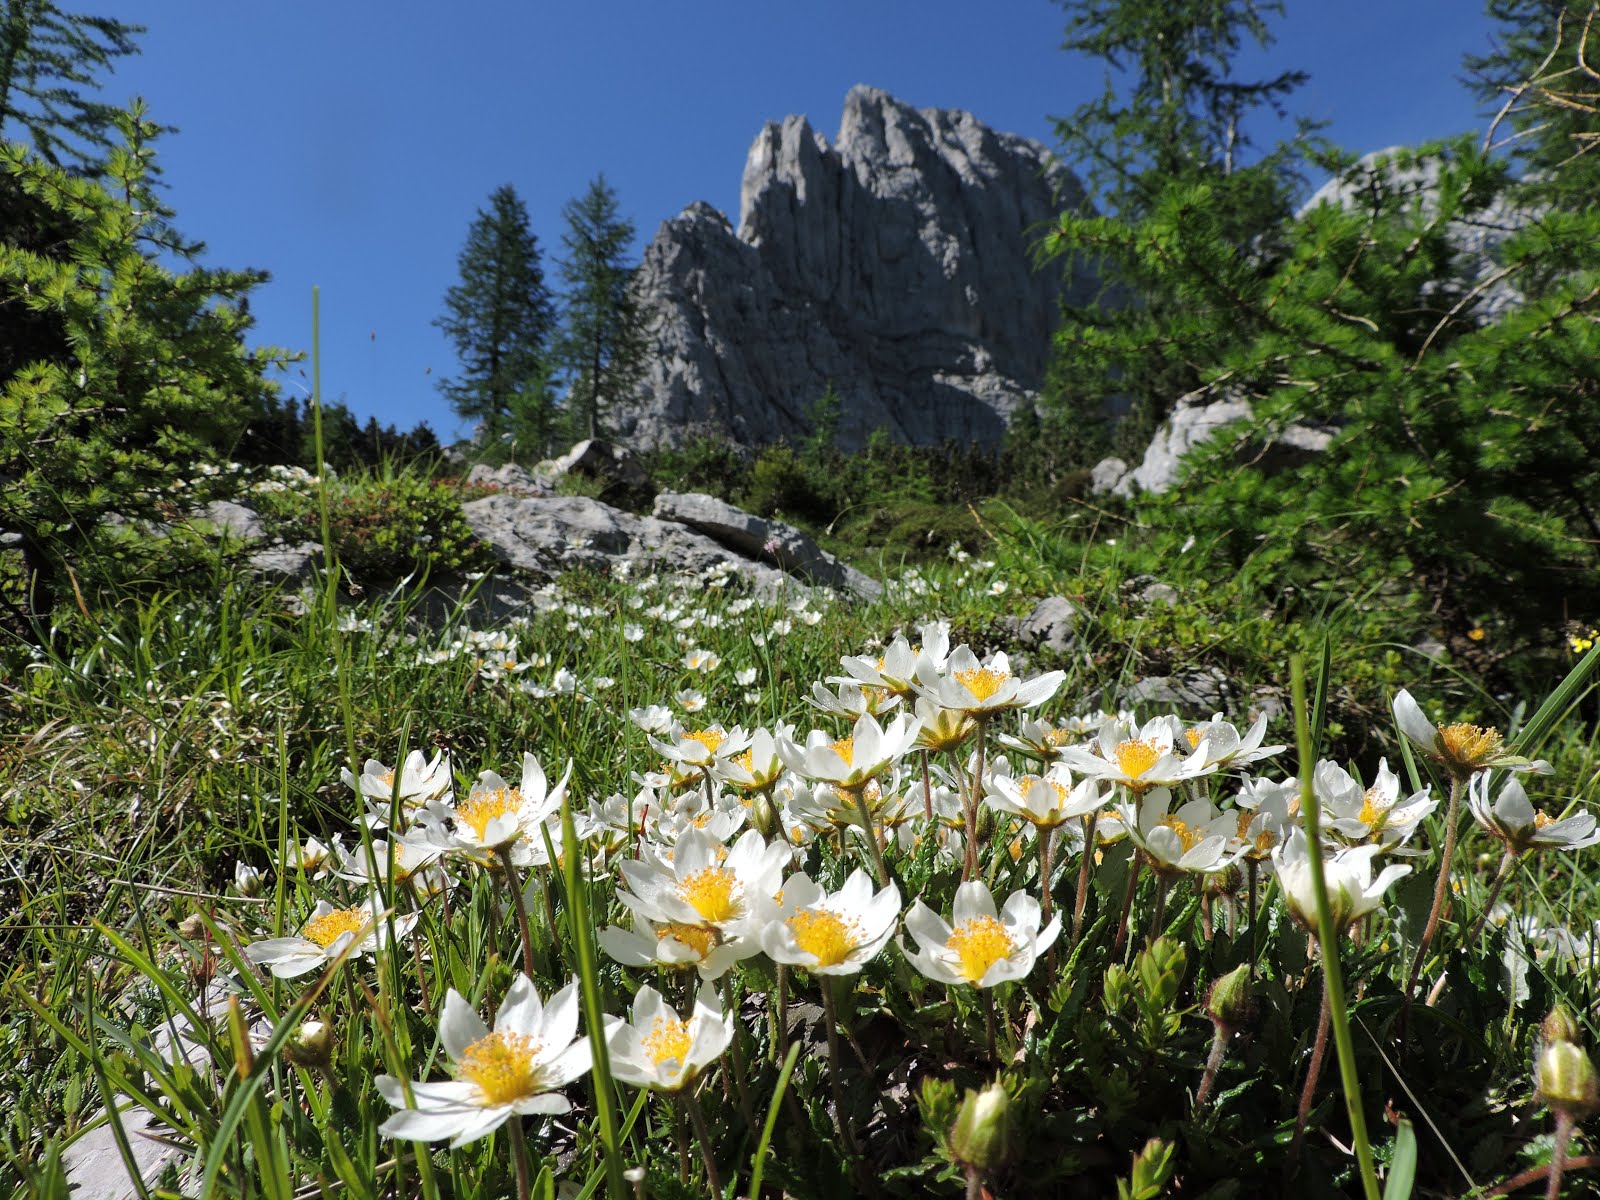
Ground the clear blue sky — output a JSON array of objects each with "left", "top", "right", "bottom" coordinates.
[{"left": 88, "top": 2, "right": 1504, "bottom": 441}]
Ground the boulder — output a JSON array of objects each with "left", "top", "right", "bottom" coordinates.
[
  {"left": 464, "top": 462, "right": 550, "bottom": 495},
  {"left": 462, "top": 493, "right": 800, "bottom": 599},
  {"left": 545, "top": 439, "right": 650, "bottom": 493},
  {"left": 1017, "top": 595, "right": 1079, "bottom": 656},
  {"left": 199, "top": 499, "right": 264, "bottom": 541},
  {"left": 248, "top": 541, "right": 322, "bottom": 583},
  {"left": 614, "top": 85, "right": 1103, "bottom": 451},
  {"left": 651, "top": 491, "right": 881, "bottom": 600},
  {"left": 1124, "top": 667, "right": 1232, "bottom": 714}
]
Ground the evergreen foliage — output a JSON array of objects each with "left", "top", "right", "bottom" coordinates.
[
  {"left": 235, "top": 393, "right": 440, "bottom": 474},
  {"left": 0, "top": 103, "right": 283, "bottom": 625},
  {"left": 555, "top": 174, "right": 647, "bottom": 441},
  {"left": 434, "top": 183, "right": 556, "bottom": 451},
  {"left": 1046, "top": 0, "right": 1323, "bottom": 458},
  {"left": 0, "top": 0, "right": 142, "bottom": 171}
]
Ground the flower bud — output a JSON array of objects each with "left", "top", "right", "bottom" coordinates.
[
  {"left": 284, "top": 1017, "right": 335, "bottom": 1070},
  {"left": 949, "top": 1081, "right": 1010, "bottom": 1171},
  {"left": 1539, "top": 1040, "right": 1600, "bottom": 1119},
  {"left": 1206, "top": 964, "right": 1254, "bottom": 1031},
  {"left": 232, "top": 860, "right": 264, "bottom": 898},
  {"left": 1543, "top": 1006, "right": 1583, "bottom": 1048}
]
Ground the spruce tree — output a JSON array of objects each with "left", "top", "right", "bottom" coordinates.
[
  {"left": 0, "top": 1, "right": 143, "bottom": 171},
  {"left": 555, "top": 174, "right": 646, "bottom": 442},
  {"left": 433, "top": 184, "right": 555, "bottom": 450}
]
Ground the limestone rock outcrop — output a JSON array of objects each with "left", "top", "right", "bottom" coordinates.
[{"left": 615, "top": 85, "right": 1098, "bottom": 451}]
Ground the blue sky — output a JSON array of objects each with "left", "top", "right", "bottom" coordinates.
[{"left": 87, "top": 2, "right": 1504, "bottom": 441}]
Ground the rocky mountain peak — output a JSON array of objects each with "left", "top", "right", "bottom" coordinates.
[{"left": 614, "top": 86, "right": 1100, "bottom": 452}]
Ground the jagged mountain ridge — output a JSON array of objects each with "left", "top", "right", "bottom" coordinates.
[{"left": 612, "top": 85, "right": 1098, "bottom": 452}]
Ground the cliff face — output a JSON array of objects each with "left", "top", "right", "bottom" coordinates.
[{"left": 614, "top": 85, "right": 1097, "bottom": 451}]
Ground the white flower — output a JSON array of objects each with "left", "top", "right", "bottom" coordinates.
[
  {"left": 710, "top": 725, "right": 790, "bottom": 793},
  {"left": 911, "top": 646, "right": 1062, "bottom": 719},
  {"left": 735, "top": 667, "right": 758, "bottom": 686},
  {"left": 623, "top": 623, "right": 645, "bottom": 643},
  {"left": 410, "top": 755, "right": 571, "bottom": 866},
  {"left": 244, "top": 898, "right": 417, "bottom": 978},
  {"left": 617, "top": 827, "right": 788, "bottom": 939},
  {"left": 902, "top": 881, "right": 1060, "bottom": 988},
  {"left": 1318, "top": 758, "right": 1436, "bottom": 850},
  {"left": 1392, "top": 689, "right": 1551, "bottom": 779},
  {"left": 335, "top": 838, "right": 449, "bottom": 891},
  {"left": 341, "top": 749, "right": 453, "bottom": 809},
  {"left": 233, "top": 860, "right": 264, "bottom": 897},
  {"left": 675, "top": 688, "right": 707, "bottom": 714},
  {"left": 778, "top": 711, "right": 922, "bottom": 789},
  {"left": 603, "top": 984, "right": 733, "bottom": 1092},
  {"left": 985, "top": 766, "right": 1105, "bottom": 831},
  {"left": 1117, "top": 790, "right": 1239, "bottom": 876},
  {"left": 761, "top": 870, "right": 900, "bottom": 974},
  {"left": 377, "top": 975, "right": 591, "bottom": 1146},
  {"left": 598, "top": 911, "right": 759, "bottom": 980},
  {"left": 1058, "top": 716, "right": 1217, "bottom": 793},
  {"left": 1178, "top": 713, "right": 1285, "bottom": 770},
  {"left": 683, "top": 649, "right": 721, "bottom": 673},
  {"left": 629, "top": 705, "right": 675, "bottom": 736},
  {"left": 1272, "top": 829, "right": 1410, "bottom": 933},
  {"left": 1469, "top": 773, "right": 1600, "bottom": 854}
]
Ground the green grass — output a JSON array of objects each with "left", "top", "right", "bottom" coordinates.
[{"left": 2, "top": 503, "right": 1600, "bottom": 1199}]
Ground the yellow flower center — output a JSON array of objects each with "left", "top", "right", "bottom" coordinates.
[
  {"left": 1438, "top": 722, "right": 1503, "bottom": 768},
  {"left": 455, "top": 786, "right": 521, "bottom": 841},
  {"left": 685, "top": 728, "right": 726, "bottom": 756},
  {"left": 1113, "top": 739, "right": 1162, "bottom": 780},
  {"left": 1158, "top": 814, "right": 1202, "bottom": 853},
  {"left": 733, "top": 750, "right": 755, "bottom": 773},
  {"left": 1358, "top": 788, "right": 1390, "bottom": 830},
  {"left": 375, "top": 769, "right": 395, "bottom": 789},
  {"left": 955, "top": 667, "right": 1009, "bottom": 703},
  {"left": 659, "top": 923, "right": 717, "bottom": 959},
  {"left": 1534, "top": 811, "right": 1553, "bottom": 829},
  {"left": 1020, "top": 778, "right": 1068, "bottom": 814},
  {"left": 458, "top": 1030, "right": 543, "bottom": 1106},
  {"left": 301, "top": 907, "right": 367, "bottom": 948},
  {"left": 831, "top": 737, "right": 855, "bottom": 766},
  {"left": 678, "top": 867, "right": 739, "bottom": 923},
  {"left": 641, "top": 1016, "right": 694, "bottom": 1071},
  {"left": 946, "top": 915, "right": 1015, "bottom": 983},
  {"left": 1043, "top": 727, "right": 1074, "bottom": 747},
  {"left": 1184, "top": 727, "right": 1206, "bottom": 750},
  {"left": 787, "top": 908, "right": 861, "bottom": 967}
]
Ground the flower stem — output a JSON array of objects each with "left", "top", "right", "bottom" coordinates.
[
  {"left": 1194, "top": 1020, "right": 1232, "bottom": 1114},
  {"left": 1404, "top": 773, "right": 1465, "bottom": 1013},
  {"left": 1289, "top": 655, "right": 1381, "bottom": 1200},
  {"left": 681, "top": 1086, "right": 723, "bottom": 1198},
  {"left": 1547, "top": 1110, "right": 1576, "bottom": 1200},
  {"left": 497, "top": 847, "right": 537, "bottom": 979},
  {"left": 1114, "top": 849, "right": 1143, "bottom": 956},
  {"left": 964, "top": 719, "right": 989, "bottom": 881},
  {"left": 1072, "top": 810, "right": 1099, "bottom": 945},
  {"left": 983, "top": 987, "right": 999, "bottom": 1065},
  {"left": 1288, "top": 974, "right": 1332, "bottom": 1174},
  {"left": 507, "top": 1115, "right": 532, "bottom": 1200},
  {"left": 1039, "top": 829, "right": 1058, "bottom": 983},
  {"left": 921, "top": 749, "right": 933, "bottom": 822},
  {"left": 1465, "top": 849, "right": 1519, "bottom": 946},
  {"left": 850, "top": 784, "right": 891, "bottom": 888},
  {"left": 820, "top": 980, "right": 858, "bottom": 1156}
]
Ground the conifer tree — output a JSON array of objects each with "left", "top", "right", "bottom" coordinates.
[
  {"left": 434, "top": 184, "right": 555, "bottom": 449},
  {"left": 555, "top": 174, "right": 646, "bottom": 441},
  {"left": 0, "top": 103, "right": 281, "bottom": 628},
  {"left": 1045, "top": 0, "right": 1322, "bottom": 458},
  {"left": 0, "top": 1, "right": 142, "bottom": 171}
]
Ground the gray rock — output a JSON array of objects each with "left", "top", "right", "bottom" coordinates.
[
  {"left": 1137, "top": 581, "right": 1180, "bottom": 608},
  {"left": 248, "top": 542, "right": 322, "bottom": 583},
  {"left": 465, "top": 462, "right": 550, "bottom": 495},
  {"left": 1107, "top": 392, "right": 1337, "bottom": 498},
  {"left": 651, "top": 491, "right": 881, "bottom": 599},
  {"left": 1017, "top": 595, "right": 1079, "bottom": 655},
  {"left": 1125, "top": 667, "right": 1232, "bottom": 714},
  {"left": 614, "top": 85, "right": 1103, "bottom": 451},
  {"left": 198, "top": 499, "right": 264, "bottom": 541},
  {"left": 462, "top": 493, "right": 802, "bottom": 599},
  {"left": 1088, "top": 457, "right": 1129, "bottom": 496}
]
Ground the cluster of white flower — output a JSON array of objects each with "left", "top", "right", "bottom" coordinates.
[{"left": 228, "top": 621, "right": 1596, "bottom": 1159}]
